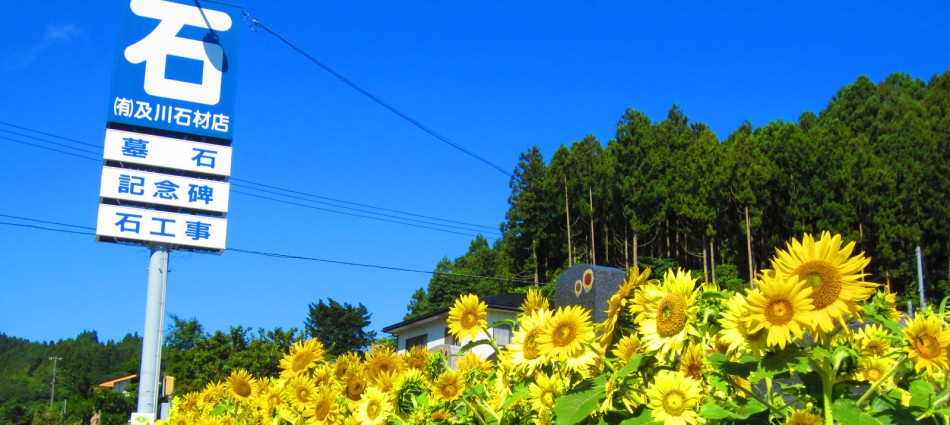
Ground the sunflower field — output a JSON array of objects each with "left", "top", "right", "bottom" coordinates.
[{"left": 161, "top": 232, "right": 949, "bottom": 425}]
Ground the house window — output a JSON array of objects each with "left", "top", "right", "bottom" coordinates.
[
  {"left": 493, "top": 324, "right": 512, "bottom": 347},
  {"left": 444, "top": 328, "right": 458, "bottom": 346},
  {"left": 405, "top": 334, "right": 427, "bottom": 350}
]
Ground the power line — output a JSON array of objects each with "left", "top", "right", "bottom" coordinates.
[
  {"left": 0, "top": 136, "right": 100, "bottom": 162},
  {"left": 0, "top": 128, "right": 102, "bottom": 156},
  {"left": 0, "top": 123, "right": 502, "bottom": 236},
  {"left": 0, "top": 214, "right": 95, "bottom": 231},
  {"left": 232, "top": 183, "right": 500, "bottom": 235},
  {"left": 231, "top": 189, "right": 485, "bottom": 237},
  {"left": 231, "top": 178, "right": 498, "bottom": 231},
  {"left": 246, "top": 16, "right": 513, "bottom": 179},
  {"left": 0, "top": 121, "right": 102, "bottom": 149},
  {"left": 0, "top": 216, "right": 533, "bottom": 285}
]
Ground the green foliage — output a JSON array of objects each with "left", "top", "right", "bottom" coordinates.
[
  {"left": 0, "top": 332, "right": 141, "bottom": 425},
  {"left": 305, "top": 298, "right": 376, "bottom": 358},
  {"left": 411, "top": 71, "right": 950, "bottom": 313},
  {"left": 163, "top": 315, "right": 301, "bottom": 394}
]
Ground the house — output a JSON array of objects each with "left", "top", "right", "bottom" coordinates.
[
  {"left": 98, "top": 374, "right": 137, "bottom": 395},
  {"left": 383, "top": 294, "right": 525, "bottom": 362}
]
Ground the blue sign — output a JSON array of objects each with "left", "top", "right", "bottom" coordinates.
[{"left": 108, "top": 0, "right": 240, "bottom": 140}]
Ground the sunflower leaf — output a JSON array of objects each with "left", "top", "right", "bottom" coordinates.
[
  {"left": 909, "top": 380, "right": 935, "bottom": 411},
  {"left": 616, "top": 354, "right": 646, "bottom": 379},
  {"left": 753, "top": 345, "right": 809, "bottom": 381},
  {"left": 833, "top": 399, "right": 885, "bottom": 425},
  {"left": 502, "top": 384, "right": 529, "bottom": 409},
  {"left": 488, "top": 319, "right": 518, "bottom": 330},
  {"left": 617, "top": 406, "right": 656, "bottom": 425},
  {"left": 554, "top": 375, "right": 606, "bottom": 425}
]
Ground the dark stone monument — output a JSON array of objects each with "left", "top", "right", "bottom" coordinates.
[{"left": 554, "top": 264, "right": 627, "bottom": 323}]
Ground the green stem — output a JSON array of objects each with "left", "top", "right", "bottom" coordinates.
[
  {"left": 855, "top": 354, "right": 907, "bottom": 407},
  {"left": 484, "top": 327, "right": 501, "bottom": 358},
  {"left": 717, "top": 372, "right": 785, "bottom": 416},
  {"left": 465, "top": 399, "right": 489, "bottom": 425},
  {"left": 815, "top": 360, "right": 835, "bottom": 425}
]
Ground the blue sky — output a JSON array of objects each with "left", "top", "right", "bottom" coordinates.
[{"left": 1, "top": 1, "right": 948, "bottom": 343}]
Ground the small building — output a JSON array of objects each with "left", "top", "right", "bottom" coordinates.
[
  {"left": 99, "top": 374, "right": 137, "bottom": 395},
  {"left": 383, "top": 294, "right": 525, "bottom": 362}
]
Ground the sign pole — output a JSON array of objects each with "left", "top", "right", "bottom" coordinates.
[{"left": 136, "top": 243, "right": 169, "bottom": 414}]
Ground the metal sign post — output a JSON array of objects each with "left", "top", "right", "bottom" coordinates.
[
  {"left": 99, "top": 1, "right": 241, "bottom": 419},
  {"left": 137, "top": 243, "right": 169, "bottom": 414}
]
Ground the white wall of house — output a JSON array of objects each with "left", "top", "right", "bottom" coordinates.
[{"left": 393, "top": 309, "right": 520, "bottom": 360}]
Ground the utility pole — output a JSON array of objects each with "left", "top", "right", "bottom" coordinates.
[{"left": 49, "top": 356, "right": 63, "bottom": 409}]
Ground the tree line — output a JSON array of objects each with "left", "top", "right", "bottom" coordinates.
[
  {"left": 0, "top": 299, "right": 380, "bottom": 425},
  {"left": 407, "top": 72, "right": 950, "bottom": 318}
]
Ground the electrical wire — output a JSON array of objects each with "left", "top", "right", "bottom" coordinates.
[
  {"left": 247, "top": 17, "right": 513, "bottom": 179},
  {"left": 232, "top": 183, "right": 500, "bottom": 235},
  {"left": 231, "top": 177, "right": 498, "bottom": 231},
  {"left": 0, "top": 216, "right": 533, "bottom": 285},
  {"left": 230, "top": 189, "right": 485, "bottom": 237},
  {"left": 0, "top": 124, "right": 501, "bottom": 236}
]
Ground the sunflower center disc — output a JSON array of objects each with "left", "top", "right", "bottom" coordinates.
[
  {"left": 866, "top": 368, "right": 882, "bottom": 382},
  {"left": 366, "top": 400, "right": 380, "bottom": 419},
  {"left": 524, "top": 331, "right": 541, "bottom": 359},
  {"left": 292, "top": 352, "right": 310, "bottom": 371},
  {"left": 315, "top": 400, "right": 330, "bottom": 420},
  {"left": 552, "top": 322, "right": 577, "bottom": 347},
  {"left": 443, "top": 384, "right": 457, "bottom": 398},
  {"left": 917, "top": 335, "right": 941, "bottom": 359},
  {"left": 237, "top": 382, "right": 251, "bottom": 397},
  {"left": 542, "top": 391, "right": 555, "bottom": 407},
  {"left": 865, "top": 340, "right": 886, "bottom": 357},
  {"left": 765, "top": 299, "right": 794, "bottom": 325},
  {"left": 663, "top": 390, "right": 686, "bottom": 415},
  {"left": 462, "top": 312, "right": 478, "bottom": 328},
  {"left": 656, "top": 294, "right": 687, "bottom": 337},
  {"left": 794, "top": 260, "right": 842, "bottom": 309}
]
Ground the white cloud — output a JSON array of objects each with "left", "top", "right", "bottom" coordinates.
[{"left": 5, "top": 24, "right": 86, "bottom": 70}]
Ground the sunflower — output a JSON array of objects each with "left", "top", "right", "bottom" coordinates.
[
  {"left": 225, "top": 369, "right": 258, "bottom": 404},
  {"left": 678, "top": 342, "right": 708, "bottom": 382},
  {"left": 304, "top": 386, "right": 340, "bottom": 425},
  {"left": 365, "top": 344, "right": 404, "bottom": 379},
  {"left": 506, "top": 308, "right": 551, "bottom": 374},
  {"left": 611, "top": 333, "right": 641, "bottom": 364},
  {"left": 447, "top": 294, "right": 487, "bottom": 342},
  {"left": 334, "top": 352, "right": 363, "bottom": 381},
  {"left": 770, "top": 232, "right": 876, "bottom": 334},
  {"left": 403, "top": 345, "right": 429, "bottom": 371},
  {"left": 528, "top": 372, "right": 565, "bottom": 413},
  {"left": 574, "top": 280, "right": 584, "bottom": 297},
  {"left": 287, "top": 375, "right": 316, "bottom": 409},
  {"left": 638, "top": 269, "right": 701, "bottom": 359},
  {"left": 343, "top": 370, "right": 368, "bottom": 402},
  {"left": 855, "top": 356, "right": 896, "bottom": 387},
  {"left": 536, "top": 305, "right": 596, "bottom": 364},
  {"left": 391, "top": 369, "right": 426, "bottom": 418},
  {"left": 197, "top": 381, "right": 225, "bottom": 410},
  {"left": 854, "top": 324, "right": 896, "bottom": 358},
  {"left": 279, "top": 339, "right": 325, "bottom": 380},
  {"left": 583, "top": 269, "right": 595, "bottom": 292},
  {"left": 311, "top": 363, "right": 334, "bottom": 389},
  {"left": 745, "top": 272, "right": 815, "bottom": 350},
  {"left": 598, "top": 267, "right": 652, "bottom": 348},
  {"left": 172, "top": 393, "right": 199, "bottom": 416},
  {"left": 903, "top": 314, "right": 950, "bottom": 373},
  {"left": 785, "top": 409, "right": 822, "bottom": 425},
  {"left": 456, "top": 352, "right": 494, "bottom": 376},
  {"left": 429, "top": 408, "right": 453, "bottom": 423},
  {"left": 718, "top": 292, "right": 767, "bottom": 358},
  {"left": 645, "top": 370, "right": 704, "bottom": 425},
  {"left": 373, "top": 370, "right": 397, "bottom": 393},
  {"left": 258, "top": 380, "right": 286, "bottom": 415},
  {"left": 353, "top": 387, "right": 393, "bottom": 425},
  {"left": 432, "top": 370, "right": 466, "bottom": 404},
  {"left": 521, "top": 287, "right": 550, "bottom": 315}
]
